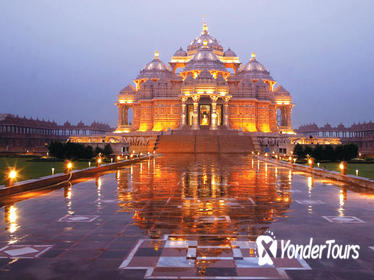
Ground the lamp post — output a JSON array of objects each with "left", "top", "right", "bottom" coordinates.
[
  {"left": 97, "top": 157, "right": 102, "bottom": 167},
  {"left": 64, "top": 161, "right": 73, "bottom": 174},
  {"left": 308, "top": 157, "right": 315, "bottom": 168},
  {"left": 6, "top": 169, "right": 17, "bottom": 187},
  {"left": 339, "top": 161, "right": 347, "bottom": 175}
]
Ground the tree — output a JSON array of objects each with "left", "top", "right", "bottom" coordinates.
[
  {"left": 48, "top": 141, "right": 65, "bottom": 159},
  {"left": 294, "top": 144, "right": 304, "bottom": 158},
  {"left": 103, "top": 144, "right": 113, "bottom": 156}
]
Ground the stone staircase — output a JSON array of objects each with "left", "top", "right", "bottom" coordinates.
[{"left": 155, "top": 130, "right": 259, "bottom": 154}]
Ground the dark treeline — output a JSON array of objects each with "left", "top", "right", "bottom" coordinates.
[
  {"left": 293, "top": 143, "right": 358, "bottom": 161},
  {"left": 48, "top": 141, "right": 113, "bottom": 160}
]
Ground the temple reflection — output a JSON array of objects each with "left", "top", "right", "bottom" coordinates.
[{"left": 116, "top": 155, "right": 293, "bottom": 240}]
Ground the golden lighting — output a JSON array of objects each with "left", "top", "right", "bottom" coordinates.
[
  {"left": 7, "top": 205, "right": 18, "bottom": 233},
  {"left": 97, "top": 177, "right": 102, "bottom": 189},
  {"left": 154, "top": 50, "right": 159, "bottom": 59},
  {"left": 307, "top": 176, "right": 314, "bottom": 190},
  {"left": 339, "top": 163, "right": 344, "bottom": 170},
  {"left": 8, "top": 169, "right": 17, "bottom": 180},
  {"left": 97, "top": 158, "right": 102, "bottom": 164},
  {"left": 251, "top": 52, "right": 256, "bottom": 59},
  {"left": 117, "top": 156, "right": 121, "bottom": 161},
  {"left": 9, "top": 206, "right": 17, "bottom": 223},
  {"left": 67, "top": 162, "right": 73, "bottom": 169},
  {"left": 203, "top": 39, "right": 208, "bottom": 47},
  {"left": 114, "top": 128, "right": 131, "bottom": 133}
]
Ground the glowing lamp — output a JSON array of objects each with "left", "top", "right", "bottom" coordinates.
[
  {"left": 356, "top": 169, "right": 359, "bottom": 176},
  {"left": 339, "top": 161, "right": 347, "bottom": 175},
  {"left": 8, "top": 170, "right": 17, "bottom": 180},
  {"left": 97, "top": 158, "right": 102, "bottom": 167},
  {"left": 64, "top": 161, "right": 73, "bottom": 174},
  {"left": 117, "top": 155, "right": 121, "bottom": 161},
  {"left": 308, "top": 158, "right": 315, "bottom": 168},
  {"left": 5, "top": 169, "right": 17, "bottom": 187}
]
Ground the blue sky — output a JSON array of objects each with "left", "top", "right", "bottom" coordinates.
[{"left": 0, "top": 0, "right": 373, "bottom": 127}]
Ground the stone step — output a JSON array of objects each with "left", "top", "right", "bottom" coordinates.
[{"left": 156, "top": 133, "right": 258, "bottom": 154}]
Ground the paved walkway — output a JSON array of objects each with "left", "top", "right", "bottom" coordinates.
[{"left": 0, "top": 155, "right": 373, "bottom": 279}]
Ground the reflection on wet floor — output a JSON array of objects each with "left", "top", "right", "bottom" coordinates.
[{"left": 0, "top": 155, "right": 374, "bottom": 279}]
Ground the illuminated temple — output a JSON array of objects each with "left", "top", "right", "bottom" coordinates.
[{"left": 115, "top": 23, "right": 294, "bottom": 134}]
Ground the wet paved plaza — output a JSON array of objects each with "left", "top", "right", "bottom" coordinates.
[{"left": 0, "top": 155, "right": 374, "bottom": 279}]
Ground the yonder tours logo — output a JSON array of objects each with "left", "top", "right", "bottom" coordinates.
[{"left": 256, "top": 231, "right": 360, "bottom": 266}]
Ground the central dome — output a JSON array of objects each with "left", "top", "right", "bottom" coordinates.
[
  {"left": 187, "top": 23, "right": 224, "bottom": 52},
  {"left": 184, "top": 43, "right": 227, "bottom": 72}
]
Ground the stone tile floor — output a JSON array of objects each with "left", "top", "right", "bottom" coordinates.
[{"left": 0, "top": 155, "right": 373, "bottom": 279}]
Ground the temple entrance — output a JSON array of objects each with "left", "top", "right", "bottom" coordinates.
[
  {"left": 199, "top": 105, "right": 211, "bottom": 127},
  {"left": 183, "top": 96, "right": 225, "bottom": 129}
]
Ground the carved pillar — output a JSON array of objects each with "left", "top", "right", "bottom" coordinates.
[
  {"left": 287, "top": 105, "right": 293, "bottom": 128},
  {"left": 117, "top": 104, "right": 123, "bottom": 126},
  {"left": 180, "top": 96, "right": 188, "bottom": 128},
  {"left": 192, "top": 95, "right": 200, "bottom": 130},
  {"left": 210, "top": 95, "right": 219, "bottom": 130},
  {"left": 223, "top": 96, "right": 231, "bottom": 128}
]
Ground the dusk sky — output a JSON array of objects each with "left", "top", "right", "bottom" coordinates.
[{"left": 0, "top": 0, "right": 373, "bottom": 128}]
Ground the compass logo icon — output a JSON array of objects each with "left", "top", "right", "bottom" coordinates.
[{"left": 256, "top": 232, "right": 277, "bottom": 266}]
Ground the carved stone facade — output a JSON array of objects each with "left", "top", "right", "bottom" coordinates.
[{"left": 115, "top": 23, "right": 294, "bottom": 134}]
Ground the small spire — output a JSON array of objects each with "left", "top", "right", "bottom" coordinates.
[
  {"left": 202, "top": 14, "right": 208, "bottom": 33},
  {"left": 251, "top": 52, "right": 256, "bottom": 59},
  {"left": 154, "top": 50, "right": 159, "bottom": 59}
]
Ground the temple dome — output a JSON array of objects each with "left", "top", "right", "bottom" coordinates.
[
  {"left": 224, "top": 48, "right": 237, "bottom": 57},
  {"left": 184, "top": 45, "right": 227, "bottom": 72},
  {"left": 187, "top": 24, "right": 223, "bottom": 52},
  {"left": 137, "top": 51, "right": 173, "bottom": 79},
  {"left": 274, "top": 85, "right": 290, "bottom": 96},
  {"left": 173, "top": 47, "right": 187, "bottom": 57},
  {"left": 240, "top": 53, "right": 268, "bottom": 72},
  {"left": 238, "top": 53, "right": 273, "bottom": 80}
]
